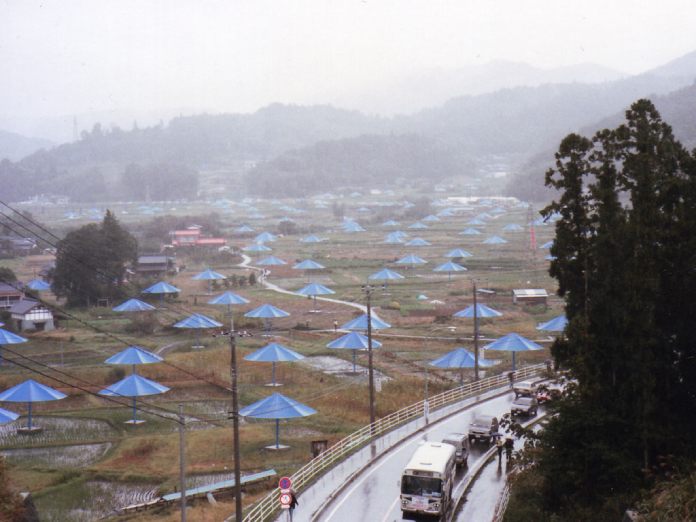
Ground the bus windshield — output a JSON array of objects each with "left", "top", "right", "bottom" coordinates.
[{"left": 401, "top": 475, "right": 443, "bottom": 497}]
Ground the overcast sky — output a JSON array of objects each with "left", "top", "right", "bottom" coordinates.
[{"left": 2, "top": 0, "right": 696, "bottom": 122}]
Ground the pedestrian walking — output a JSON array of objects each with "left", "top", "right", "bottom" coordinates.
[
  {"left": 508, "top": 371, "right": 515, "bottom": 389},
  {"left": 288, "top": 489, "right": 299, "bottom": 521},
  {"left": 505, "top": 435, "right": 514, "bottom": 460},
  {"left": 496, "top": 435, "right": 504, "bottom": 461},
  {"left": 333, "top": 320, "right": 338, "bottom": 332}
]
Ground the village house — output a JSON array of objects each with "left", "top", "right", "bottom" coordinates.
[
  {"left": 0, "top": 282, "right": 24, "bottom": 310},
  {"left": 9, "top": 298, "right": 55, "bottom": 331}
]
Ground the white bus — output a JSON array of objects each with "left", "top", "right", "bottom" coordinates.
[{"left": 400, "top": 441, "right": 457, "bottom": 519}]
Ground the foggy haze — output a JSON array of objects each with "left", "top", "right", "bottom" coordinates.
[{"left": 2, "top": 0, "right": 696, "bottom": 141}]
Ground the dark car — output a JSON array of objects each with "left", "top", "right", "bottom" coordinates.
[
  {"left": 511, "top": 396, "right": 538, "bottom": 417},
  {"left": 468, "top": 414, "right": 499, "bottom": 444},
  {"left": 441, "top": 432, "right": 469, "bottom": 467}
]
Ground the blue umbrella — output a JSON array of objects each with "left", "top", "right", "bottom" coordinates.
[
  {"left": 368, "top": 268, "right": 405, "bottom": 288},
  {"left": 540, "top": 240, "right": 554, "bottom": 249},
  {"left": 239, "top": 392, "right": 317, "bottom": 449},
  {"left": 430, "top": 347, "right": 496, "bottom": 384},
  {"left": 408, "top": 222, "right": 428, "bottom": 229},
  {"left": 483, "top": 235, "right": 508, "bottom": 245},
  {"left": 422, "top": 214, "right": 440, "bottom": 222},
  {"left": 343, "top": 221, "right": 366, "bottom": 233},
  {"left": 293, "top": 259, "right": 325, "bottom": 270},
  {"left": 433, "top": 261, "right": 467, "bottom": 281},
  {"left": 208, "top": 291, "right": 250, "bottom": 331},
  {"left": 297, "top": 283, "right": 335, "bottom": 311},
  {"left": 467, "top": 218, "right": 486, "bottom": 226},
  {"left": 142, "top": 281, "right": 180, "bottom": 304},
  {"left": 300, "top": 235, "right": 323, "bottom": 243},
  {"left": 445, "top": 248, "right": 473, "bottom": 258},
  {"left": 406, "top": 238, "right": 431, "bottom": 247},
  {"left": 245, "top": 304, "right": 290, "bottom": 334},
  {"left": 327, "top": 332, "right": 382, "bottom": 373},
  {"left": 192, "top": 268, "right": 226, "bottom": 294},
  {"left": 381, "top": 220, "right": 400, "bottom": 227},
  {"left": 0, "top": 407, "right": 19, "bottom": 425},
  {"left": 234, "top": 225, "right": 255, "bottom": 233},
  {"left": 243, "top": 244, "right": 272, "bottom": 253},
  {"left": 537, "top": 315, "right": 568, "bottom": 333},
  {"left": 460, "top": 228, "right": 481, "bottom": 235},
  {"left": 0, "top": 327, "right": 28, "bottom": 367},
  {"left": 26, "top": 279, "right": 51, "bottom": 291},
  {"left": 256, "top": 256, "right": 287, "bottom": 266},
  {"left": 484, "top": 333, "right": 543, "bottom": 371},
  {"left": 396, "top": 254, "right": 428, "bottom": 268},
  {"left": 0, "top": 379, "right": 67, "bottom": 431},
  {"left": 113, "top": 298, "right": 156, "bottom": 312},
  {"left": 503, "top": 224, "right": 524, "bottom": 232},
  {"left": 244, "top": 343, "right": 305, "bottom": 386},
  {"left": 254, "top": 232, "right": 277, "bottom": 243},
  {"left": 105, "top": 346, "right": 163, "bottom": 374},
  {"left": 174, "top": 313, "right": 223, "bottom": 349},
  {"left": 342, "top": 314, "right": 391, "bottom": 330},
  {"left": 100, "top": 374, "right": 170, "bottom": 425},
  {"left": 453, "top": 304, "right": 502, "bottom": 318}
]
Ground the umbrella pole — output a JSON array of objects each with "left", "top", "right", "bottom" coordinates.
[
  {"left": 27, "top": 401, "right": 32, "bottom": 430},
  {"left": 512, "top": 352, "right": 516, "bottom": 372},
  {"left": 275, "top": 418, "right": 280, "bottom": 449},
  {"left": 352, "top": 350, "right": 356, "bottom": 373},
  {"left": 272, "top": 362, "right": 276, "bottom": 386},
  {"left": 132, "top": 397, "right": 138, "bottom": 423},
  {"left": 459, "top": 370, "right": 463, "bottom": 385}
]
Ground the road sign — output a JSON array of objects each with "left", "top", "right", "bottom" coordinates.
[
  {"left": 278, "top": 476, "right": 292, "bottom": 491},
  {"left": 279, "top": 492, "right": 291, "bottom": 509}
]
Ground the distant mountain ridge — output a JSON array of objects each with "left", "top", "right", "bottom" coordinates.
[{"left": 0, "top": 129, "right": 53, "bottom": 162}]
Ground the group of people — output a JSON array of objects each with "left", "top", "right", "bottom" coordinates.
[{"left": 495, "top": 432, "right": 514, "bottom": 462}]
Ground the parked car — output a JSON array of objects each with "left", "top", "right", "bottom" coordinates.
[
  {"left": 511, "top": 396, "right": 538, "bottom": 417},
  {"left": 468, "top": 414, "right": 499, "bottom": 444},
  {"left": 441, "top": 432, "right": 469, "bottom": 467},
  {"left": 513, "top": 380, "right": 538, "bottom": 398}
]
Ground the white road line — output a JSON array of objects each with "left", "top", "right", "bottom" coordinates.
[{"left": 380, "top": 496, "right": 401, "bottom": 522}]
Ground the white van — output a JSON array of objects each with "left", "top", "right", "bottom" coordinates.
[{"left": 400, "top": 441, "right": 456, "bottom": 518}]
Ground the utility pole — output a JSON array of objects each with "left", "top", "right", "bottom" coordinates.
[
  {"left": 178, "top": 404, "right": 187, "bottom": 522},
  {"left": 363, "top": 285, "right": 376, "bottom": 431},
  {"left": 473, "top": 280, "right": 479, "bottom": 381},
  {"left": 229, "top": 331, "right": 243, "bottom": 521}
]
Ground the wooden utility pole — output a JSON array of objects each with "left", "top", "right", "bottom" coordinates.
[
  {"left": 229, "top": 332, "right": 243, "bottom": 521},
  {"left": 473, "top": 280, "right": 479, "bottom": 381},
  {"left": 365, "top": 286, "right": 376, "bottom": 430},
  {"left": 178, "top": 404, "right": 187, "bottom": 522}
]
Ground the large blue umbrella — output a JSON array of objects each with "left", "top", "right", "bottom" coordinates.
[
  {"left": 540, "top": 240, "right": 554, "bottom": 249},
  {"left": 244, "top": 343, "right": 305, "bottom": 386},
  {"left": 243, "top": 244, "right": 272, "bottom": 253},
  {"left": 256, "top": 256, "right": 287, "bottom": 266},
  {"left": 459, "top": 228, "right": 481, "bottom": 235},
  {"left": 484, "top": 333, "right": 543, "bottom": 371},
  {"left": 245, "top": 304, "right": 290, "bottom": 334},
  {"left": 100, "top": 374, "right": 170, "bottom": 425},
  {"left": 142, "top": 281, "right": 180, "bottom": 304},
  {"left": 422, "top": 214, "right": 440, "bottom": 222},
  {"left": 174, "top": 313, "right": 223, "bottom": 348},
  {"left": 0, "top": 407, "right": 19, "bottom": 425},
  {"left": 105, "top": 346, "right": 163, "bottom": 374},
  {"left": 26, "top": 279, "right": 51, "bottom": 291},
  {"left": 503, "top": 224, "right": 524, "bottom": 232},
  {"left": 0, "top": 379, "right": 67, "bottom": 431},
  {"left": 239, "top": 392, "right": 317, "bottom": 449},
  {"left": 234, "top": 225, "right": 255, "bottom": 233},
  {"left": 433, "top": 261, "right": 467, "bottom": 281},
  {"left": 406, "top": 237, "right": 431, "bottom": 247},
  {"left": 384, "top": 232, "right": 405, "bottom": 244},
  {"left": 113, "top": 298, "right": 156, "bottom": 312},
  {"left": 368, "top": 268, "right": 405, "bottom": 289},
  {"left": 408, "top": 222, "right": 428, "bottom": 230},
  {"left": 445, "top": 248, "right": 473, "bottom": 259},
  {"left": 343, "top": 221, "right": 366, "bottom": 233},
  {"left": 300, "top": 235, "right": 323, "bottom": 243},
  {"left": 453, "top": 304, "right": 502, "bottom": 318},
  {"left": 342, "top": 314, "right": 391, "bottom": 330},
  {"left": 483, "top": 235, "right": 508, "bottom": 245},
  {"left": 208, "top": 291, "right": 249, "bottom": 331},
  {"left": 467, "top": 218, "right": 486, "bottom": 226},
  {"left": 192, "top": 268, "right": 226, "bottom": 294},
  {"left": 381, "top": 220, "right": 400, "bottom": 227},
  {"left": 537, "top": 315, "right": 568, "bottom": 333},
  {"left": 429, "top": 347, "right": 496, "bottom": 384},
  {"left": 0, "top": 327, "right": 28, "bottom": 367},
  {"left": 293, "top": 259, "right": 325, "bottom": 270},
  {"left": 396, "top": 254, "right": 427, "bottom": 268},
  {"left": 254, "top": 232, "right": 277, "bottom": 244},
  {"left": 297, "top": 283, "right": 335, "bottom": 311},
  {"left": 327, "top": 332, "right": 382, "bottom": 373}
]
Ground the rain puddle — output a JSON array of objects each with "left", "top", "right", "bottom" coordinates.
[
  {"left": 0, "top": 442, "right": 112, "bottom": 468},
  {"left": 0, "top": 417, "right": 116, "bottom": 448},
  {"left": 302, "top": 356, "right": 392, "bottom": 387}
]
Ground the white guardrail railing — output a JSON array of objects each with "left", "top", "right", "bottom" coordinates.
[{"left": 242, "top": 363, "right": 545, "bottom": 522}]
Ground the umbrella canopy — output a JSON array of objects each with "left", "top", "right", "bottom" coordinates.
[
  {"left": 192, "top": 269, "right": 226, "bottom": 280},
  {"left": 460, "top": 228, "right": 482, "bottom": 235},
  {"left": 293, "top": 259, "right": 325, "bottom": 270},
  {"left": 142, "top": 281, "right": 180, "bottom": 294},
  {"left": 105, "top": 346, "right": 163, "bottom": 365},
  {"left": 26, "top": 279, "right": 51, "bottom": 291},
  {"left": 244, "top": 304, "right": 290, "bottom": 319},
  {"left": 343, "top": 221, "right": 366, "bottom": 233},
  {"left": 384, "top": 233, "right": 405, "bottom": 244},
  {"left": 173, "top": 313, "right": 223, "bottom": 329},
  {"left": 342, "top": 313, "right": 391, "bottom": 330},
  {"left": 406, "top": 238, "right": 431, "bottom": 247},
  {"left": 0, "top": 407, "right": 19, "bottom": 425},
  {"left": 297, "top": 283, "right": 335, "bottom": 297},
  {"left": 327, "top": 332, "right": 382, "bottom": 350},
  {"left": 537, "top": 315, "right": 568, "bottom": 332},
  {"left": 445, "top": 248, "right": 473, "bottom": 258},
  {"left": 0, "top": 328, "right": 28, "bottom": 345},
  {"left": 243, "top": 244, "right": 272, "bottom": 252},
  {"left": 408, "top": 222, "right": 428, "bottom": 229},
  {"left": 369, "top": 268, "right": 405, "bottom": 281},
  {"left": 381, "top": 220, "right": 400, "bottom": 227},
  {"left": 483, "top": 235, "right": 508, "bottom": 244},
  {"left": 234, "top": 225, "right": 255, "bottom": 233},
  {"left": 300, "top": 235, "right": 323, "bottom": 243},
  {"left": 0, "top": 379, "right": 67, "bottom": 402},
  {"left": 99, "top": 374, "right": 170, "bottom": 424},
  {"left": 484, "top": 333, "right": 543, "bottom": 371},
  {"left": 256, "top": 255, "right": 287, "bottom": 266},
  {"left": 254, "top": 232, "right": 277, "bottom": 243},
  {"left": 467, "top": 218, "right": 486, "bottom": 226},
  {"left": 422, "top": 214, "right": 440, "bottom": 222},
  {"left": 208, "top": 291, "right": 249, "bottom": 306},
  {"left": 244, "top": 343, "right": 305, "bottom": 362},
  {"left": 503, "top": 224, "right": 524, "bottom": 232},
  {"left": 112, "top": 298, "right": 156, "bottom": 312},
  {"left": 396, "top": 254, "right": 427, "bottom": 266},
  {"left": 540, "top": 240, "right": 554, "bottom": 249},
  {"left": 433, "top": 261, "right": 467, "bottom": 273},
  {"left": 453, "top": 304, "right": 502, "bottom": 318},
  {"left": 430, "top": 347, "right": 496, "bottom": 368},
  {"left": 240, "top": 392, "right": 316, "bottom": 419}
]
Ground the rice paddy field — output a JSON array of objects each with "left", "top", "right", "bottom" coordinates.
[{"left": 1, "top": 191, "right": 561, "bottom": 520}]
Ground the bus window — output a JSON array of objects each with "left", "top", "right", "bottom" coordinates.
[{"left": 401, "top": 475, "right": 443, "bottom": 497}]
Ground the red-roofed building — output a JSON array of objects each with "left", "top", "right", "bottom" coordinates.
[{"left": 170, "top": 227, "right": 226, "bottom": 248}]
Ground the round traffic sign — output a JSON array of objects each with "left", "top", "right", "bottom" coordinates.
[
  {"left": 279, "top": 476, "right": 292, "bottom": 490},
  {"left": 280, "top": 493, "right": 291, "bottom": 506}
]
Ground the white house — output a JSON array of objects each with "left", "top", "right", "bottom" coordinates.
[{"left": 9, "top": 299, "right": 55, "bottom": 331}]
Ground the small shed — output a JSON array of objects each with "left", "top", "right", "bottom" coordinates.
[
  {"left": 10, "top": 299, "right": 55, "bottom": 331},
  {"left": 0, "top": 283, "right": 24, "bottom": 310},
  {"left": 512, "top": 288, "right": 548, "bottom": 306},
  {"left": 136, "top": 255, "right": 177, "bottom": 276}
]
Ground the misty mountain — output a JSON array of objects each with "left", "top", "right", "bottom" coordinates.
[
  {"left": 334, "top": 60, "right": 625, "bottom": 115},
  {"left": 506, "top": 81, "right": 696, "bottom": 202},
  {"left": 0, "top": 129, "right": 53, "bottom": 162}
]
